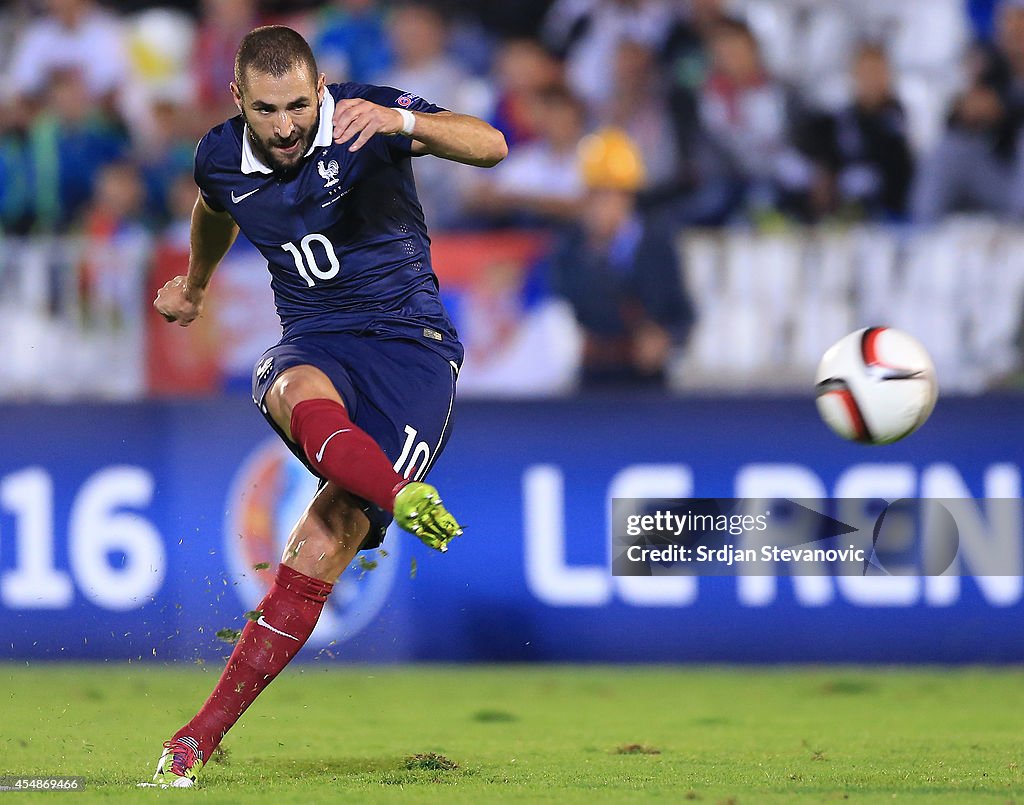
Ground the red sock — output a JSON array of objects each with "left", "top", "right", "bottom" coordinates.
[
  {"left": 290, "top": 398, "right": 408, "bottom": 511},
  {"left": 174, "top": 565, "right": 332, "bottom": 759}
]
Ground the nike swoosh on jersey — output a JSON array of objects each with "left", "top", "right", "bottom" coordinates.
[
  {"left": 315, "top": 428, "right": 351, "bottom": 462},
  {"left": 256, "top": 615, "right": 298, "bottom": 641},
  {"left": 231, "top": 187, "right": 262, "bottom": 203},
  {"left": 321, "top": 187, "right": 353, "bottom": 208}
]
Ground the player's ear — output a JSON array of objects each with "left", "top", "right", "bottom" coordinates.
[
  {"left": 230, "top": 81, "right": 243, "bottom": 113},
  {"left": 317, "top": 73, "right": 326, "bottom": 102}
]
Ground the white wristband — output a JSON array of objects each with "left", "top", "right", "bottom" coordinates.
[{"left": 395, "top": 108, "right": 416, "bottom": 137}]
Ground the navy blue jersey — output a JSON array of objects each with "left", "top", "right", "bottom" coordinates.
[{"left": 194, "top": 82, "right": 462, "bottom": 365}]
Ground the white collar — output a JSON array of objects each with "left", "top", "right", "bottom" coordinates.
[{"left": 240, "top": 89, "right": 335, "bottom": 175}]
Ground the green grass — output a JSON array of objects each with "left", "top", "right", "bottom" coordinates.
[{"left": 1, "top": 664, "right": 1022, "bottom": 802}]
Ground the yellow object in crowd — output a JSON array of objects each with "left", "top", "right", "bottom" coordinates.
[{"left": 578, "top": 128, "right": 647, "bottom": 192}]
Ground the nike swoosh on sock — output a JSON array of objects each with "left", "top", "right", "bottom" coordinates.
[{"left": 315, "top": 429, "right": 351, "bottom": 462}]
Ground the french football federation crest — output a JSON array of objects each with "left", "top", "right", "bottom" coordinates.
[{"left": 318, "top": 159, "right": 340, "bottom": 188}]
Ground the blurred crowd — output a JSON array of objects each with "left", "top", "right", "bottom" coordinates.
[{"left": 0, "top": 0, "right": 1018, "bottom": 388}]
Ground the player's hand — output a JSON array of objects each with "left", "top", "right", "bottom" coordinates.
[
  {"left": 332, "top": 98, "right": 408, "bottom": 153},
  {"left": 154, "top": 275, "right": 204, "bottom": 327}
]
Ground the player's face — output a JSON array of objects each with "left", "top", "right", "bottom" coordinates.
[{"left": 233, "top": 67, "right": 326, "bottom": 173}]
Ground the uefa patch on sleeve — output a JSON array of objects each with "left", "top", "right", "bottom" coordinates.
[
  {"left": 422, "top": 328, "right": 443, "bottom": 342},
  {"left": 396, "top": 92, "right": 418, "bottom": 108}
]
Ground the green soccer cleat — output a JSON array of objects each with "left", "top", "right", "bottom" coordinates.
[
  {"left": 141, "top": 737, "right": 204, "bottom": 789},
  {"left": 394, "top": 482, "right": 464, "bottom": 552}
]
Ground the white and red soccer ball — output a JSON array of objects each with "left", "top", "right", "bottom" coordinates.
[{"left": 815, "top": 327, "right": 938, "bottom": 445}]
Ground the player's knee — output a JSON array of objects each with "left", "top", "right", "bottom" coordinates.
[
  {"left": 266, "top": 365, "right": 343, "bottom": 438},
  {"left": 267, "top": 367, "right": 324, "bottom": 410}
]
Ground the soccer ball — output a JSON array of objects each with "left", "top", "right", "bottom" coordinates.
[{"left": 815, "top": 327, "right": 938, "bottom": 444}]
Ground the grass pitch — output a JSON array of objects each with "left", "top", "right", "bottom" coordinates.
[{"left": 1, "top": 664, "right": 1021, "bottom": 802}]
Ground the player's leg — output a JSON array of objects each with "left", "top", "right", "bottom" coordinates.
[
  {"left": 149, "top": 482, "right": 367, "bottom": 788},
  {"left": 264, "top": 364, "right": 408, "bottom": 512},
  {"left": 146, "top": 342, "right": 463, "bottom": 786},
  {"left": 264, "top": 363, "right": 462, "bottom": 548}
]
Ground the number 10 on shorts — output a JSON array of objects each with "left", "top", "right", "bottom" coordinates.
[{"left": 394, "top": 425, "right": 431, "bottom": 480}]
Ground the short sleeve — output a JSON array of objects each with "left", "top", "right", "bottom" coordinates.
[
  {"left": 375, "top": 86, "right": 447, "bottom": 116},
  {"left": 193, "top": 133, "right": 225, "bottom": 212}
]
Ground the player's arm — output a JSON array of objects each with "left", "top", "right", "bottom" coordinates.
[
  {"left": 400, "top": 110, "right": 508, "bottom": 166},
  {"left": 154, "top": 193, "right": 239, "bottom": 327},
  {"left": 333, "top": 100, "right": 508, "bottom": 167}
]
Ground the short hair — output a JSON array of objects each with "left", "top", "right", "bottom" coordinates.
[{"left": 234, "top": 26, "right": 318, "bottom": 92}]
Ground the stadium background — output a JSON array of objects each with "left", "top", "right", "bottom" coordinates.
[{"left": 0, "top": 0, "right": 1022, "bottom": 668}]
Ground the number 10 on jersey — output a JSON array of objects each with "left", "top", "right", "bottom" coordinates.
[{"left": 282, "top": 234, "right": 340, "bottom": 287}]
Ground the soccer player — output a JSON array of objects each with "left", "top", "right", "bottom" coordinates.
[{"left": 145, "top": 25, "right": 507, "bottom": 787}]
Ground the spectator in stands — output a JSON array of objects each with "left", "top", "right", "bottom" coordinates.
[
  {"left": 4, "top": 0, "right": 128, "bottom": 111},
  {"left": 134, "top": 95, "right": 198, "bottom": 225},
  {"left": 79, "top": 161, "right": 151, "bottom": 329},
  {"left": 5, "top": 0, "right": 128, "bottom": 122},
  {"left": 162, "top": 171, "right": 200, "bottom": 249},
  {"left": 600, "top": 38, "right": 682, "bottom": 194},
  {"left": 991, "top": 0, "right": 1024, "bottom": 217},
  {"left": 662, "top": 0, "right": 730, "bottom": 147},
  {"left": 0, "top": 1, "right": 30, "bottom": 231},
  {"left": 312, "top": 0, "right": 392, "bottom": 84},
  {"left": 464, "top": 85, "right": 587, "bottom": 228},
  {"left": 0, "top": 84, "right": 31, "bottom": 232},
  {"left": 977, "top": 0, "right": 1024, "bottom": 110},
  {"left": 651, "top": 0, "right": 745, "bottom": 224},
  {"left": 121, "top": 8, "right": 198, "bottom": 144},
  {"left": 910, "top": 80, "right": 1012, "bottom": 223},
  {"left": 911, "top": 0, "right": 1024, "bottom": 222},
  {"left": 374, "top": 1, "right": 490, "bottom": 228},
  {"left": 487, "top": 38, "right": 564, "bottom": 149},
  {"left": 0, "top": 4, "right": 29, "bottom": 77},
  {"left": 25, "top": 68, "right": 129, "bottom": 233},
  {"left": 548, "top": 129, "right": 693, "bottom": 388},
  {"left": 697, "top": 17, "right": 806, "bottom": 222},
  {"left": 81, "top": 161, "right": 150, "bottom": 243},
  {"left": 373, "top": 2, "right": 487, "bottom": 113},
  {"left": 542, "top": 0, "right": 679, "bottom": 110},
  {"left": 193, "top": 0, "right": 261, "bottom": 126},
  {"left": 797, "top": 44, "right": 915, "bottom": 221}
]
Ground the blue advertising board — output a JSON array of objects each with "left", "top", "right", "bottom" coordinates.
[{"left": 0, "top": 395, "right": 1020, "bottom": 663}]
